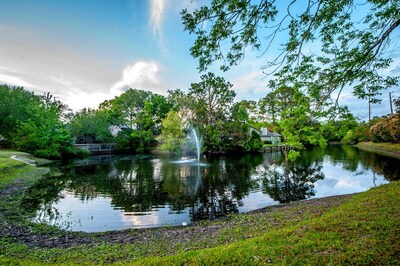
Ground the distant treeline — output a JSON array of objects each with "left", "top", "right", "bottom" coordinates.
[{"left": 0, "top": 82, "right": 398, "bottom": 159}]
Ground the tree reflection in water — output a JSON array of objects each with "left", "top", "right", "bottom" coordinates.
[
  {"left": 260, "top": 151, "right": 325, "bottom": 203},
  {"left": 22, "top": 146, "right": 399, "bottom": 231},
  {"left": 162, "top": 154, "right": 263, "bottom": 221}
]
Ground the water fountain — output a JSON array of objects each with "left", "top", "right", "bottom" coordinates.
[
  {"left": 191, "top": 127, "right": 202, "bottom": 162},
  {"left": 171, "top": 127, "right": 206, "bottom": 165}
]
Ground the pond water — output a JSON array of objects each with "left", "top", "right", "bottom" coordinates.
[{"left": 24, "top": 145, "right": 399, "bottom": 232}]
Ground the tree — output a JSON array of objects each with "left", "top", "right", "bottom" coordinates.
[
  {"left": 159, "top": 110, "right": 186, "bottom": 153},
  {"left": 101, "top": 89, "right": 151, "bottom": 129},
  {"left": 273, "top": 85, "right": 326, "bottom": 150},
  {"left": 12, "top": 93, "right": 74, "bottom": 159},
  {"left": 167, "top": 89, "right": 197, "bottom": 130},
  {"left": 182, "top": 0, "right": 398, "bottom": 113},
  {"left": 189, "top": 72, "right": 236, "bottom": 127},
  {"left": 237, "top": 100, "right": 259, "bottom": 123},
  {"left": 321, "top": 106, "right": 358, "bottom": 142},
  {"left": 394, "top": 96, "right": 400, "bottom": 114},
  {"left": 0, "top": 85, "right": 85, "bottom": 158},
  {"left": 260, "top": 84, "right": 301, "bottom": 128},
  {"left": 141, "top": 94, "right": 172, "bottom": 134},
  {"left": 100, "top": 88, "right": 171, "bottom": 152},
  {"left": 259, "top": 94, "right": 277, "bottom": 128},
  {"left": 188, "top": 72, "right": 236, "bottom": 151},
  {"left": 0, "top": 85, "right": 39, "bottom": 139},
  {"left": 69, "top": 108, "right": 113, "bottom": 143}
]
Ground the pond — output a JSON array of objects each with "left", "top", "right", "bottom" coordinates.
[{"left": 23, "top": 145, "right": 399, "bottom": 232}]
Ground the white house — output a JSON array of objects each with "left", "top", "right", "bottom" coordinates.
[
  {"left": 250, "top": 126, "right": 281, "bottom": 144},
  {"left": 109, "top": 124, "right": 130, "bottom": 137}
]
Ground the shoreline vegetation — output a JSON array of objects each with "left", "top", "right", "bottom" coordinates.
[
  {"left": 0, "top": 148, "right": 399, "bottom": 265},
  {"left": 355, "top": 142, "right": 400, "bottom": 159}
]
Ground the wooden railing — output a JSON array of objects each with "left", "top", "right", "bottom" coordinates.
[{"left": 74, "top": 143, "right": 117, "bottom": 154}]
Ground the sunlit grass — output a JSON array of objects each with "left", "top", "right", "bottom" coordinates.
[
  {"left": 1, "top": 182, "right": 398, "bottom": 265},
  {"left": 0, "top": 149, "right": 52, "bottom": 166},
  {"left": 140, "top": 181, "right": 400, "bottom": 265},
  {"left": 0, "top": 158, "right": 31, "bottom": 189},
  {"left": 0, "top": 150, "right": 50, "bottom": 190}
]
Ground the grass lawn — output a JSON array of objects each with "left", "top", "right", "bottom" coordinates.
[
  {"left": 355, "top": 142, "right": 400, "bottom": 159},
  {"left": 0, "top": 150, "right": 50, "bottom": 189},
  {"left": 140, "top": 181, "right": 400, "bottom": 265}
]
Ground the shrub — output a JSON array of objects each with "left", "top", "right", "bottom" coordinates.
[{"left": 369, "top": 115, "right": 400, "bottom": 143}]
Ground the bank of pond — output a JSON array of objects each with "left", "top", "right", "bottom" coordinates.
[{"left": 17, "top": 144, "right": 398, "bottom": 232}]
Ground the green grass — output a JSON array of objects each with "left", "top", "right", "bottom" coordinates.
[
  {"left": 0, "top": 182, "right": 398, "bottom": 265},
  {"left": 355, "top": 141, "right": 400, "bottom": 159},
  {"left": 0, "top": 150, "right": 52, "bottom": 166},
  {"left": 0, "top": 150, "right": 50, "bottom": 189},
  {"left": 141, "top": 182, "right": 400, "bottom": 265}
]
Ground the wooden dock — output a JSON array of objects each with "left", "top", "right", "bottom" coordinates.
[
  {"left": 74, "top": 143, "right": 117, "bottom": 154},
  {"left": 264, "top": 145, "right": 294, "bottom": 151}
]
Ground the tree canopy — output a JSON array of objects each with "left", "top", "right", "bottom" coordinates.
[
  {"left": 182, "top": 0, "right": 399, "bottom": 104},
  {"left": 98, "top": 88, "right": 172, "bottom": 152},
  {"left": 0, "top": 84, "right": 77, "bottom": 158}
]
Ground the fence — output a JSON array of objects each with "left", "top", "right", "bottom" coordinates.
[{"left": 74, "top": 143, "right": 117, "bottom": 154}]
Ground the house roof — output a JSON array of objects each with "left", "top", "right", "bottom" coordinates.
[{"left": 250, "top": 125, "right": 281, "bottom": 137}]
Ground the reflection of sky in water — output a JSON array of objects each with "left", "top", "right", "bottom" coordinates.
[
  {"left": 30, "top": 147, "right": 398, "bottom": 232},
  {"left": 121, "top": 207, "right": 190, "bottom": 229},
  {"left": 313, "top": 156, "right": 388, "bottom": 198},
  {"left": 237, "top": 191, "right": 275, "bottom": 212},
  {"left": 34, "top": 192, "right": 191, "bottom": 232}
]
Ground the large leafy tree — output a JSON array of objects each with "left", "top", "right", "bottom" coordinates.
[
  {"left": 182, "top": 0, "right": 398, "bottom": 108},
  {"left": 189, "top": 72, "right": 236, "bottom": 127},
  {"left": 321, "top": 106, "right": 358, "bottom": 142},
  {"left": 141, "top": 94, "right": 172, "bottom": 134},
  {"left": 13, "top": 92, "right": 74, "bottom": 159},
  {"left": 0, "top": 85, "right": 39, "bottom": 139},
  {"left": 100, "top": 88, "right": 171, "bottom": 152},
  {"left": 167, "top": 89, "right": 197, "bottom": 130},
  {"left": 188, "top": 72, "right": 236, "bottom": 151},
  {"left": 100, "top": 88, "right": 151, "bottom": 129},
  {"left": 69, "top": 108, "right": 114, "bottom": 143},
  {"left": 159, "top": 110, "right": 186, "bottom": 153}
]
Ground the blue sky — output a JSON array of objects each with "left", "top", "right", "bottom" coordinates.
[{"left": 0, "top": 0, "right": 398, "bottom": 119}]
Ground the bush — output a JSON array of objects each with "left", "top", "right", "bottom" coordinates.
[
  {"left": 115, "top": 129, "right": 155, "bottom": 153},
  {"left": 370, "top": 115, "right": 400, "bottom": 143},
  {"left": 341, "top": 130, "right": 354, "bottom": 144},
  {"left": 130, "top": 130, "right": 155, "bottom": 152},
  {"left": 13, "top": 119, "right": 74, "bottom": 159},
  {"left": 342, "top": 123, "right": 370, "bottom": 144},
  {"left": 245, "top": 131, "right": 264, "bottom": 152}
]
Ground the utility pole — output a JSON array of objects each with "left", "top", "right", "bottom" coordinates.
[
  {"left": 389, "top": 91, "right": 393, "bottom": 115},
  {"left": 368, "top": 94, "right": 371, "bottom": 122}
]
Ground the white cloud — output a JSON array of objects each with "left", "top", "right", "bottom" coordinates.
[
  {"left": 149, "top": 0, "right": 166, "bottom": 38},
  {"left": 0, "top": 72, "right": 35, "bottom": 88},
  {"left": 229, "top": 71, "right": 269, "bottom": 100},
  {"left": 64, "top": 89, "right": 111, "bottom": 111},
  {"left": 0, "top": 24, "right": 121, "bottom": 110},
  {"left": 111, "top": 61, "right": 161, "bottom": 95}
]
